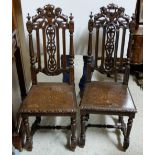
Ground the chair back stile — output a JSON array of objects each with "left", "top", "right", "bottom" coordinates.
[
  {"left": 86, "top": 4, "right": 136, "bottom": 85},
  {"left": 26, "top": 4, "right": 75, "bottom": 85}
]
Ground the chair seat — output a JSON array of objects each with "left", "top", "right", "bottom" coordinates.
[
  {"left": 19, "top": 83, "right": 77, "bottom": 114},
  {"left": 80, "top": 81, "right": 137, "bottom": 114}
]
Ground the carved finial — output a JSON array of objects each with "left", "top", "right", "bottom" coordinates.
[
  {"left": 69, "top": 13, "right": 73, "bottom": 20},
  {"left": 69, "top": 13, "right": 74, "bottom": 33},
  {"left": 90, "top": 12, "right": 93, "bottom": 19},
  {"left": 27, "top": 13, "right": 31, "bottom": 21},
  {"left": 88, "top": 12, "right": 94, "bottom": 32},
  {"left": 55, "top": 7, "right": 62, "bottom": 16},
  {"left": 37, "top": 8, "right": 42, "bottom": 14}
]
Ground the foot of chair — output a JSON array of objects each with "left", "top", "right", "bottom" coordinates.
[
  {"left": 70, "top": 139, "right": 76, "bottom": 151},
  {"left": 79, "top": 137, "right": 85, "bottom": 148},
  {"left": 79, "top": 115, "right": 87, "bottom": 148},
  {"left": 25, "top": 140, "right": 32, "bottom": 151},
  {"left": 23, "top": 117, "right": 32, "bottom": 151},
  {"left": 123, "top": 138, "right": 129, "bottom": 151},
  {"left": 70, "top": 115, "right": 76, "bottom": 151},
  {"left": 123, "top": 116, "right": 134, "bottom": 151}
]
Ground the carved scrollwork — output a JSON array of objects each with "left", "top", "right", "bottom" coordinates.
[
  {"left": 31, "top": 4, "right": 68, "bottom": 30},
  {"left": 26, "top": 14, "right": 33, "bottom": 33},
  {"left": 105, "top": 24, "right": 116, "bottom": 71},
  {"left": 26, "top": 4, "right": 74, "bottom": 77},
  {"left": 46, "top": 25, "right": 57, "bottom": 73},
  {"left": 94, "top": 3, "right": 130, "bottom": 28},
  {"left": 89, "top": 4, "right": 131, "bottom": 74}
]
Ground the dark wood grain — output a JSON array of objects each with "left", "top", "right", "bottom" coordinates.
[
  {"left": 18, "top": 4, "right": 76, "bottom": 152},
  {"left": 42, "top": 28, "right": 47, "bottom": 69},
  {"left": 95, "top": 27, "right": 99, "bottom": 67},
  {"left": 62, "top": 28, "right": 67, "bottom": 69},
  {"left": 26, "top": 4, "right": 74, "bottom": 77},
  {"left": 79, "top": 4, "right": 137, "bottom": 151},
  {"left": 130, "top": 27, "right": 143, "bottom": 64}
]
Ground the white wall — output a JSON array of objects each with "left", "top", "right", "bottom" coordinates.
[{"left": 21, "top": 0, "right": 137, "bottom": 55}]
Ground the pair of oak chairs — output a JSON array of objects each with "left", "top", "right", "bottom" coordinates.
[{"left": 17, "top": 3, "right": 137, "bottom": 152}]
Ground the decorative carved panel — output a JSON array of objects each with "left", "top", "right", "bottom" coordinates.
[
  {"left": 31, "top": 4, "right": 68, "bottom": 29},
  {"left": 46, "top": 25, "right": 57, "bottom": 73},
  {"left": 94, "top": 3, "right": 130, "bottom": 28},
  {"left": 26, "top": 4, "right": 74, "bottom": 78},
  {"left": 104, "top": 24, "right": 116, "bottom": 72},
  {"left": 88, "top": 3, "right": 132, "bottom": 75}
]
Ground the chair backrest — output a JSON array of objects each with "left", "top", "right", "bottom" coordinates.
[
  {"left": 87, "top": 3, "right": 136, "bottom": 84},
  {"left": 26, "top": 4, "right": 74, "bottom": 85}
]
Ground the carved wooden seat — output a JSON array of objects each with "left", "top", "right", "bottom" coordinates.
[
  {"left": 18, "top": 4, "right": 76, "bottom": 151},
  {"left": 79, "top": 4, "right": 137, "bottom": 151},
  {"left": 81, "top": 82, "right": 136, "bottom": 113},
  {"left": 19, "top": 83, "right": 77, "bottom": 114}
]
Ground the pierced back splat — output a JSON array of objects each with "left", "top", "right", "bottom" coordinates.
[
  {"left": 46, "top": 25, "right": 57, "bottom": 73},
  {"left": 87, "top": 3, "right": 136, "bottom": 83},
  {"left": 26, "top": 4, "right": 75, "bottom": 84}
]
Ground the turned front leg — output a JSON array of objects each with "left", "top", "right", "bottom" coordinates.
[
  {"left": 79, "top": 114, "right": 87, "bottom": 147},
  {"left": 23, "top": 117, "right": 32, "bottom": 151},
  {"left": 70, "top": 115, "right": 76, "bottom": 151},
  {"left": 123, "top": 116, "right": 134, "bottom": 151}
]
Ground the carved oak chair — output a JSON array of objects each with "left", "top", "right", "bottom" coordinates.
[
  {"left": 18, "top": 4, "right": 76, "bottom": 151},
  {"left": 79, "top": 4, "right": 137, "bottom": 151}
]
